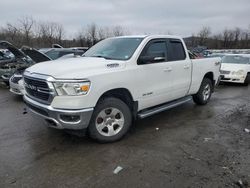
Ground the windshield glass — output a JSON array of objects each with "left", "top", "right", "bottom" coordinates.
[
  {"left": 45, "top": 50, "right": 60, "bottom": 60},
  {"left": 45, "top": 50, "right": 70, "bottom": 60},
  {"left": 222, "top": 55, "right": 250, "bottom": 64},
  {"left": 84, "top": 37, "right": 144, "bottom": 60}
]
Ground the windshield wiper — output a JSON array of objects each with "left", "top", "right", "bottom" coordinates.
[{"left": 90, "top": 55, "right": 113, "bottom": 60}]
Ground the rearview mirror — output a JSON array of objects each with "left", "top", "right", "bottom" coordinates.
[{"left": 138, "top": 52, "right": 165, "bottom": 64}]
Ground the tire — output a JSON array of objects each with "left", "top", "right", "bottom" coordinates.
[
  {"left": 243, "top": 73, "right": 250, "bottom": 86},
  {"left": 193, "top": 78, "right": 213, "bottom": 105},
  {"left": 3, "top": 81, "right": 9, "bottom": 86},
  {"left": 88, "top": 97, "right": 132, "bottom": 143}
]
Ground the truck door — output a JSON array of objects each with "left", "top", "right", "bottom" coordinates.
[
  {"left": 136, "top": 39, "right": 174, "bottom": 110},
  {"left": 167, "top": 39, "right": 192, "bottom": 99}
]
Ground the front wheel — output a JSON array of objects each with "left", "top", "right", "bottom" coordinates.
[
  {"left": 193, "top": 78, "right": 213, "bottom": 105},
  {"left": 88, "top": 97, "right": 132, "bottom": 143}
]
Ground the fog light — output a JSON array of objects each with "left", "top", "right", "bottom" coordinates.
[
  {"left": 60, "top": 114, "right": 80, "bottom": 122},
  {"left": 46, "top": 119, "right": 57, "bottom": 127}
]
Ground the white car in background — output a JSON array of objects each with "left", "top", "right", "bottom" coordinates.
[
  {"left": 220, "top": 54, "right": 250, "bottom": 85},
  {"left": 9, "top": 76, "right": 25, "bottom": 95}
]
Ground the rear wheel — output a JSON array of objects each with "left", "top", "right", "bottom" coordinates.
[
  {"left": 193, "top": 78, "right": 213, "bottom": 105},
  {"left": 88, "top": 97, "right": 132, "bottom": 143}
]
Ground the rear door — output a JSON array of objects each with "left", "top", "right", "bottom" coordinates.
[{"left": 167, "top": 39, "right": 192, "bottom": 99}]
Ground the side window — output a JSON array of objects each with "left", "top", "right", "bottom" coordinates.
[
  {"left": 145, "top": 42, "right": 167, "bottom": 57},
  {"left": 168, "top": 40, "right": 186, "bottom": 61},
  {"left": 138, "top": 40, "right": 167, "bottom": 64}
]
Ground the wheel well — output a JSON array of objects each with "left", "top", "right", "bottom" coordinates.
[
  {"left": 98, "top": 88, "right": 138, "bottom": 118},
  {"left": 204, "top": 72, "right": 215, "bottom": 87}
]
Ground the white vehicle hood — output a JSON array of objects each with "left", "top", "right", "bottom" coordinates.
[
  {"left": 221, "top": 63, "right": 250, "bottom": 72},
  {"left": 26, "top": 57, "right": 126, "bottom": 79}
]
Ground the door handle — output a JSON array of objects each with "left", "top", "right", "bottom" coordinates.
[
  {"left": 184, "top": 65, "right": 190, "bottom": 69},
  {"left": 163, "top": 67, "right": 172, "bottom": 72}
]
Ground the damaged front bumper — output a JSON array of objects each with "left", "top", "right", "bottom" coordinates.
[{"left": 220, "top": 74, "right": 246, "bottom": 83}]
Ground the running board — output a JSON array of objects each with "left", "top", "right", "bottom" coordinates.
[{"left": 137, "top": 96, "right": 192, "bottom": 119}]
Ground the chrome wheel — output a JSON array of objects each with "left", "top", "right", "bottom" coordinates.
[
  {"left": 95, "top": 107, "right": 125, "bottom": 137},
  {"left": 202, "top": 84, "right": 211, "bottom": 101}
]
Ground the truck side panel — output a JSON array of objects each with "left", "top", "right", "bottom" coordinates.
[{"left": 188, "top": 58, "right": 221, "bottom": 95}]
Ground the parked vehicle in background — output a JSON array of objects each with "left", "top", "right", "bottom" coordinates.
[
  {"left": 0, "top": 41, "right": 34, "bottom": 86},
  {"left": 9, "top": 70, "right": 25, "bottom": 95},
  {"left": 23, "top": 35, "right": 221, "bottom": 142},
  {"left": 9, "top": 46, "right": 86, "bottom": 95},
  {"left": 70, "top": 47, "right": 89, "bottom": 52},
  {"left": 0, "top": 49, "right": 15, "bottom": 59},
  {"left": 8, "top": 46, "right": 52, "bottom": 95},
  {"left": 0, "top": 50, "right": 13, "bottom": 63},
  {"left": 220, "top": 54, "right": 250, "bottom": 85},
  {"left": 52, "top": 44, "right": 63, "bottom": 48},
  {"left": 188, "top": 51, "right": 202, "bottom": 59},
  {"left": 206, "top": 53, "right": 225, "bottom": 58},
  {"left": 44, "top": 48, "right": 85, "bottom": 60}
]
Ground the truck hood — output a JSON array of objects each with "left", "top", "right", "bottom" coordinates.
[
  {"left": 21, "top": 46, "right": 52, "bottom": 63},
  {"left": 26, "top": 57, "right": 126, "bottom": 79},
  {"left": 221, "top": 63, "right": 250, "bottom": 72},
  {"left": 0, "top": 41, "right": 27, "bottom": 59}
]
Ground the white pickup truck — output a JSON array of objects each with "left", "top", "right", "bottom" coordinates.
[{"left": 23, "top": 35, "right": 221, "bottom": 142}]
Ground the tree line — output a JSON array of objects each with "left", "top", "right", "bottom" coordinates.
[
  {"left": 0, "top": 16, "right": 127, "bottom": 48},
  {"left": 186, "top": 26, "right": 250, "bottom": 49},
  {"left": 0, "top": 17, "right": 249, "bottom": 49}
]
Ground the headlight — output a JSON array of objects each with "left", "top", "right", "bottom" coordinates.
[
  {"left": 232, "top": 70, "right": 244, "bottom": 76},
  {"left": 53, "top": 81, "right": 90, "bottom": 96}
]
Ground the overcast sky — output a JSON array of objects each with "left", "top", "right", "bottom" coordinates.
[{"left": 1, "top": 0, "right": 250, "bottom": 38}]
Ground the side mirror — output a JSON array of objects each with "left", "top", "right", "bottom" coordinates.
[{"left": 139, "top": 52, "right": 165, "bottom": 64}]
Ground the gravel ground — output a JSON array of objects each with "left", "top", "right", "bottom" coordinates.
[{"left": 0, "top": 82, "right": 249, "bottom": 188}]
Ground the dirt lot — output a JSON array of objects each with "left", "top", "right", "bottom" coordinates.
[{"left": 0, "top": 83, "right": 249, "bottom": 188}]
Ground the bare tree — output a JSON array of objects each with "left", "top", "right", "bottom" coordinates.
[
  {"left": 97, "top": 26, "right": 112, "bottom": 40},
  {"left": 18, "top": 16, "right": 35, "bottom": 45},
  {"left": 0, "top": 23, "right": 23, "bottom": 46},
  {"left": 222, "top": 29, "right": 235, "bottom": 48},
  {"left": 75, "top": 28, "right": 88, "bottom": 47},
  {"left": 36, "top": 21, "right": 65, "bottom": 47},
  {"left": 233, "top": 27, "right": 241, "bottom": 48},
  {"left": 112, "top": 26, "right": 124, "bottom": 36},
  {"left": 86, "top": 23, "right": 98, "bottom": 45},
  {"left": 198, "top": 26, "right": 211, "bottom": 46}
]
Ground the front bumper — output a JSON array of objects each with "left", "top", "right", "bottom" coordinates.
[
  {"left": 1, "top": 74, "right": 11, "bottom": 82},
  {"left": 24, "top": 95, "right": 94, "bottom": 130},
  {"left": 9, "top": 81, "right": 24, "bottom": 95},
  {"left": 220, "top": 74, "right": 246, "bottom": 83}
]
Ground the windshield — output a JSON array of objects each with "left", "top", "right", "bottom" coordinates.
[
  {"left": 84, "top": 37, "right": 144, "bottom": 60},
  {"left": 222, "top": 55, "right": 250, "bottom": 64},
  {"left": 45, "top": 50, "right": 74, "bottom": 60}
]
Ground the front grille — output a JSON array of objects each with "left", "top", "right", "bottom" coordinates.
[
  {"left": 11, "top": 76, "right": 22, "bottom": 84},
  {"left": 24, "top": 77, "right": 51, "bottom": 103},
  {"left": 220, "top": 70, "right": 230, "bottom": 74},
  {"left": 221, "top": 77, "right": 230, "bottom": 81}
]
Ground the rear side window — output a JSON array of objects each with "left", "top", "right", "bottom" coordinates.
[{"left": 168, "top": 39, "right": 186, "bottom": 61}]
